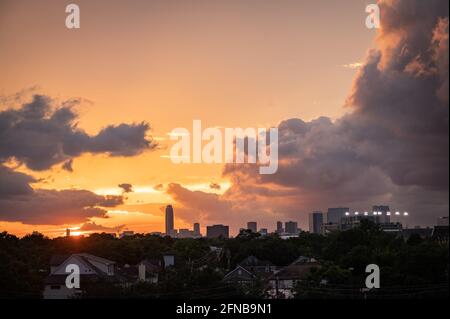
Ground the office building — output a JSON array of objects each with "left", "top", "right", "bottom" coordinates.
[
  {"left": 193, "top": 223, "right": 201, "bottom": 237},
  {"left": 327, "top": 207, "right": 349, "bottom": 224},
  {"left": 165, "top": 205, "right": 174, "bottom": 236},
  {"left": 206, "top": 225, "right": 229, "bottom": 238},
  {"left": 285, "top": 221, "right": 298, "bottom": 234},
  {"left": 247, "top": 222, "right": 257, "bottom": 233},
  {"left": 276, "top": 221, "right": 284, "bottom": 234},
  {"left": 372, "top": 205, "right": 390, "bottom": 223},
  {"left": 309, "top": 212, "right": 323, "bottom": 234}
]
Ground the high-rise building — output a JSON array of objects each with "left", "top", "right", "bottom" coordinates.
[
  {"left": 276, "top": 221, "right": 283, "bottom": 234},
  {"left": 206, "top": 225, "right": 229, "bottom": 238},
  {"left": 285, "top": 221, "right": 298, "bottom": 234},
  {"left": 66, "top": 228, "right": 70, "bottom": 237},
  {"left": 165, "top": 205, "right": 174, "bottom": 236},
  {"left": 259, "top": 228, "right": 268, "bottom": 236},
  {"left": 372, "top": 205, "right": 390, "bottom": 223},
  {"left": 193, "top": 223, "right": 201, "bottom": 236},
  {"left": 247, "top": 222, "right": 257, "bottom": 233},
  {"left": 309, "top": 212, "right": 323, "bottom": 234},
  {"left": 327, "top": 207, "right": 349, "bottom": 224}
]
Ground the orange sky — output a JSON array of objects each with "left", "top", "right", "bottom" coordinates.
[{"left": 0, "top": 0, "right": 377, "bottom": 237}]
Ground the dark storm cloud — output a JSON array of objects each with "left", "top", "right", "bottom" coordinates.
[
  {"left": 171, "top": 0, "right": 449, "bottom": 229},
  {"left": 0, "top": 174, "right": 124, "bottom": 225},
  {"left": 0, "top": 165, "right": 35, "bottom": 198},
  {"left": 0, "top": 164, "right": 124, "bottom": 225},
  {"left": 0, "top": 94, "right": 157, "bottom": 171}
]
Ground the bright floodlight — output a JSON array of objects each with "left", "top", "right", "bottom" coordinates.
[
  {"left": 387, "top": 212, "right": 391, "bottom": 216},
  {"left": 404, "top": 212, "right": 409, "bottom": 216},
  {"left": 364, "top": 212, "right": 368, "bottom": 216},
  {"left": 395, "top": 212, "right": 400, "bottom": 215},
  {"left": 355, "top": 212, "right": 359, "bottom": 215},
  {"left": 345, "top": 212, "right": 350, "bottom": 216}
]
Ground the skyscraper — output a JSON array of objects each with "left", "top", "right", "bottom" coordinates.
[
  {"left": 309, "top": 212, "right": 323, "bottom": 234},
  {"left": 247, "top": 222, "right": 257, "bottom": 233},
  {"left": 165, "top": 205, "right": 174, "bottom": 236},
  {"left": 276, "top": 221, "right": 283, "bottom": 234},
  {"left": 193, "top": 223, "right": 201, "bottom": 236}
]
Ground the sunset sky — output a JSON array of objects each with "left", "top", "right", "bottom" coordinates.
[{"left": 1, "top": 0, "right": 448, "bottom": 237}]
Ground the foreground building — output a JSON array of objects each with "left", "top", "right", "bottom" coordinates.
[
  {"left": 43, "top": 253, "right": 165, "bottom": 299},
  {"left": 268, "top": 256, "right": 320, "bottom": 299},
  {"left": 43, "top": 253, "right": 118, "bottom": 299},
  {"left": 223, "top": 256, "right": 277, "bottom": 284}
]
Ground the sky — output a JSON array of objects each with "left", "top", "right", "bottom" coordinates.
[{"left": 0, "top": 0, "right": 448, "bottom": 237}]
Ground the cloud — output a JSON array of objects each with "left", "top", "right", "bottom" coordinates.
[
  {"left": 0, "top": 186, "right": 123, "bottom": 225},
  {"left": 167, "top": 0, "right": 449, "bottom": 230},
  {"left": 118, "top": 183, "right": 133, "bottom": 193},
  {"left": 0, "top": 165, "right": 35, "bottom": 198},
  {"left": 0, "top": 94, "right": 157, "bottom": 171},
  {"left": 0, "top": 92, "right": 157, "bottom": 225},
  {"left": 78, "top": 221, "right": 125, "bottom": 233},
  {"left": 0, "top": 164, "right": 124, "bottom": 224},
  {"left": 166, "top": 183, "right": 283, "bottom": 231}
]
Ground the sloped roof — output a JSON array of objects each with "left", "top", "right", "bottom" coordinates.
[
  {"left": 50, "top": 254, "right": 70, "bottom": 266},
  {"left": 76, "top": 253, "right": 116, "bottom": 265},
  {"left": 238, "top": 256, "right": 274, "bottom": 267},
  {"left": 223, "top": 265, "right": 255, "bottom": 282},
  {"left": 269, "top": 256, "right": 320, "bottom": 280},
  {"left": 271, "top": 263, "right": 318, "bottom": 280}
]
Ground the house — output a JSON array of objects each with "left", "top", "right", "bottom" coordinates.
[
  {"left": 223, "top": 256, "right": 276, "bottom": 284},
  {"left": 268, "top": 256, "right": 320, "bottom": 299},
  {"left": 238, "top": 256, "right": 277, "bottom": 274},
  {"left": 223, "top": 265, "right": 256, "bottom": 283},
  {"left": 43, "top": 253, "right": 119, "bottom": 299}
]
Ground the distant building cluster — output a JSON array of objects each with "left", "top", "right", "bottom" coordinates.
[
  {"left": 164, "top": 205, "right": 203, "bottom": 239},
  {"left": 87, "top": 204, "right": 446, "bottom": 241},
  {"left": 307, "top": 206, "right": 408, "bottom": 235}
]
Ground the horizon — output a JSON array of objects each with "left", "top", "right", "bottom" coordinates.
[{"left": 1, "top": 0, "right": 448, "bottom": 238}]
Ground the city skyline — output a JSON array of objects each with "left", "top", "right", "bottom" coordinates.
[{"left": 0, "top": 0, "right": 448, "bottom": 238}]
